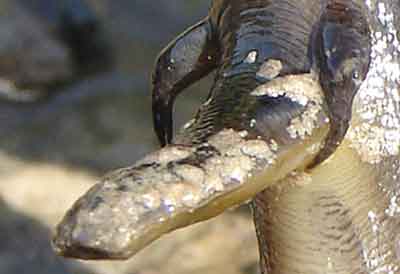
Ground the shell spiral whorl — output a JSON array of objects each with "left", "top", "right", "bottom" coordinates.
[{"left": 253, "top": 1, "right": 400, "bottom": 273}]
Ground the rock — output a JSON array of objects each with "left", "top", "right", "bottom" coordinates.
[
  {"left": 0, "top": 0, "right": 112, "bottom": 102},
  {"left": 0, "top": 2, "right": 73, "bottom": 101}
]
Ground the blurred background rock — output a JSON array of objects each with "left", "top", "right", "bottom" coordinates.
[{"left": 0, "top": 1, "right": 259, "bottom": 274}]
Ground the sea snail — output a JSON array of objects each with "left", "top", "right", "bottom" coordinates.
[{"left": 53, "top": 0, "right": 400, "bottom": 273}]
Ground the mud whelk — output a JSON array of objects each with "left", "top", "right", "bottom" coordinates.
[
  {"left": 53, "top": 0, "right": 400, "bottom": 273},
  {"left": 53, "top": 73, "right": 329, "bottom": 259}
]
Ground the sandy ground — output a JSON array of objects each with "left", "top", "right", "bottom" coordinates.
[{"left": 0, "top": 152, "right": 260, "bottom": 274}]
